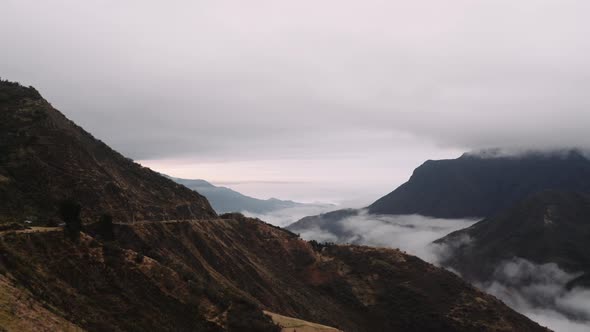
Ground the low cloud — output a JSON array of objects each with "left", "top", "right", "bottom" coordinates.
[
  {"left": 242, "top": 204, "right": 336, "bottom": 228},
  {"left": 289, "top": 212, "right": 590, "bottom": 331},
  {"left": 478, "top": 258, "right": 590, "bottom": 332},
  {"left": 294, "top": 210, "right": 477, "bottom": 263}
]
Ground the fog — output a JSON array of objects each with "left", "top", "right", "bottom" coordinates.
[
  {"left": 290, "top": 212, "right": 590, "bottom": 332},
  {"left": 3, "top": 1, "right": 589, "bottom": 158},
  {"left": 3, "top": 1, "right": 590, "bottom": 202},
  {"left": 479, "top": 258, "right": 590, "bottom": 332},
  {"left": 288, "top": 210, "right": 478, "bottom": 262},
  {"left": 242, "top": 204, "right": 336, "bottom": 228}
]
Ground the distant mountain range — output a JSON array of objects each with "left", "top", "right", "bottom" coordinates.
[{"left": 167, "top": 176, "right": 317, "bottom": 214}]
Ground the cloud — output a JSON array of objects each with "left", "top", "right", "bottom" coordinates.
[
  {"left": 294, "top": 210, "right": 477, "bottom": 263},
  {"left": 477, "top": 258, "right": 590, "bottom": 332},
  {"left": 2, "top": 0, "right": 590, "bottom": 164},
  {"left": 291, "top": 213, "right": 590, "bottom": 331},
  {"left": 242, "top": 204, "right": 336, "bottom": 228},
  {"left": 8, "top": 1, "right": 590, "bottom": 202}
]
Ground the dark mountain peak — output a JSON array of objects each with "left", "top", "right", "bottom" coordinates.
[
  {"left": 368, "top": 150, "right": 590, "bottom": 218},
  {"left": 0, "top": 80, "right": 216, "bottom": 223}
]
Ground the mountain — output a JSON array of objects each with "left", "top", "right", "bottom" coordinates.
[
  {"left": 434, "top": 190, "right": 590, "bottom": 283},
  {"left": 288, "top": 151, "right": 590, "bottom": 231},
  {"left": 0, "top": 80, "right": 548, "bottom": 331},
  {"left": 168, "top": 177, "right": 311, "bottom": 214},
  {"left": 1, "top": 215, "right": 548, "bottom": 332},
  {"left": 0, "top": 81, "right": 215, "bottom": 223},
  {"left": 286, "top": 208, "right": 360, "bottom": 236},
  {"left": 368, "top": 151, "right": 590, "bottom": 218}
]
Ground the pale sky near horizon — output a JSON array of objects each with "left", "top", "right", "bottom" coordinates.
[
  {"left": 2, "top": 0, "right": 590, "bottom": 204},
  {"left": 138, "top": 144, "right": 464, "bottom": 205}
]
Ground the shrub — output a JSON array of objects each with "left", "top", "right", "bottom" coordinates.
[
  {"left": 309, "top": 240, "right": 335, "bottom": 251},
  {"left": 59, "top": 199, "right": 82, "bottom": 241},
  {"left": 134, "top": 252, "right": 144, "bottom": 264},
  {"left": 97, "top": 214, "right": 115, "bottom": 241}
]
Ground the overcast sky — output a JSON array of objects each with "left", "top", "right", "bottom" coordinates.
[{"left": 2, "top": 0, "right": 590, "bottom": 204}]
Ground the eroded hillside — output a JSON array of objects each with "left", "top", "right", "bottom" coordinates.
[{"left": 0, "top": 214, "right": 549, "bottom": 331}]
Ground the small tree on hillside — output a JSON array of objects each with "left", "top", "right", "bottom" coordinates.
[
  {"left": 97, "top": 214, "right": 115, "bottom": 241},
  {"left": 60, "top": 199, "right": 82, "bottom": 241}
]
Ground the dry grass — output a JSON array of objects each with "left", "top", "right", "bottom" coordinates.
[
  {"left": 264, "top": 311, "right": 342, "bottom": 332},
  {"left": 0, "top": 275, "right": 84, "bottom": 332}
]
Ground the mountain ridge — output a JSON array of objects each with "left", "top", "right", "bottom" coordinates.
[
  {"left": 167, "top": 176, "right": 317, "bottom": 214},
  {"left": 368, "top": 151, "right": 590, "bottom": 218},
  {"left": 0, "top": 79, "right": 549, "bottom": 331},
  {"left": 0, "top": 80, "right": 216, "bottom": 223}
]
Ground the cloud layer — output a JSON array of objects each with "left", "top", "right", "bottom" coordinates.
[
  {"left": 291, "top": 211, "right": 477, "bottom": 263},
  {"left": 5, "top": 1, "right": 590, "bottom": 201},
  {"left": 480, "top": 258, "right": 590, "bottom": 332},
  {"left": 289, "top": 212, "right": 590, "bottom": 332},
  {"left": 3, "top": 0, "right": 590, "bottom": 162},
  {"left": 243, "top": 204, "right": 336, "bottom": 228}
]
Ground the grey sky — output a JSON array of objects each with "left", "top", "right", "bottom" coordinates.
[{"left": 2, "top": 0, "right": 590, "bottom": 202}]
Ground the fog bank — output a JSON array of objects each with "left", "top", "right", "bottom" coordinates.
[{"left": 288, "top": 212, "right": 590, "bottom": 332}]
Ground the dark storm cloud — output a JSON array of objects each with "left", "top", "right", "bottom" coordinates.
[{"left": 2, "top": 0, "right": 590, "bottom": 161}]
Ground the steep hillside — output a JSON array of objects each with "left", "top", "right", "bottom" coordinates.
[
  {"left": 0, "top": 274, "right": 85, "bottom": 331},
  {"left": 434, "top": 191, "right": 590, "bottom": 282},
  {"left": 0, "top": 81, "right": 216, "bottom": 223},
  {"left": 368, "top": 151, "right": 590, "bottom": 218},
  {"left": 168, "top": 176, "right": 309, "bottom": 214},
  {"left": 0, "top": 215, "right": 548, "bottom": 332},
  {"left": 0, "top": 80, "right": 550, "bottom": 331}
]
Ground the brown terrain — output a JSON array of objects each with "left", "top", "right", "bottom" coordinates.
[{"left": 0, "top": 80, "right": 550, "bottom": 331}]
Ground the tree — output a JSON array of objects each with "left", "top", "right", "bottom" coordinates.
[
  {"left": 97, "top": 214, "right": 115, "bottom": 241},
  {"left": 60, "top": 199, "right": 82, "bottom": 241}
]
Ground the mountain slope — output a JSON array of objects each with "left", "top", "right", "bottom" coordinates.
[
  {"left": 0, "top": 216, "right": 548, "bottom": 332},
  {"left": 368, "top": 151, "right": 590, "bottom": 218},
  {"left": 0, "top": 81, "right": 216, "bottom": 223},
  {"left": 434, "top": 190, "right": 590, "bottom": 282},
  {"left": 169, "top": 177, "right": 308, "bottom": 214},
  {"left": 0, "top": 80, "right": 548, "bottom": 331}
]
